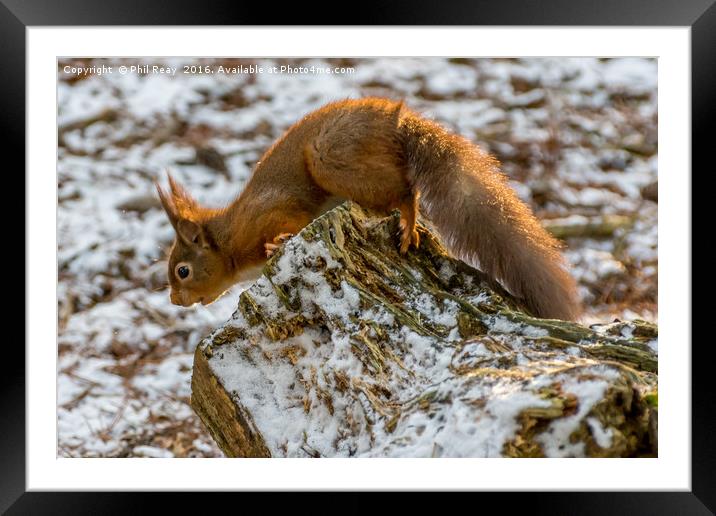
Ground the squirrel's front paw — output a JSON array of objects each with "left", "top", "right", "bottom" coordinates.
[{"left": 264, "top": 233, "right": 294, "bottom": 258}]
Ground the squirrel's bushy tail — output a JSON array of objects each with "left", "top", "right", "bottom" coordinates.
[{"left": 398, "top": 112, "right": 580, "bottom": 320}]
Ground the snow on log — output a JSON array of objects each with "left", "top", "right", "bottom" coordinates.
[{"left": 191, "top": 202, "right": 658, "bottom": 458}]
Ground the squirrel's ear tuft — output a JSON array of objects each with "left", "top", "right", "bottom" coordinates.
[
  {"left": 158, "top": 172, "right": 209, "bottom": 246},
  {"left": 177, "top": 218, "right": 209, "bottom": 248},
  {"left": 156, "top": 181, "right": 180, "bottom": 230},
  {"left": 166, "top": 173, "right": 198, "bottom": 217}
]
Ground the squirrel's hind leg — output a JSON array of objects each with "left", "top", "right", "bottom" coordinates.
[
  {"left": 304, "top": 138, "right": 420, "bottom": 254},
  {"left": 397, "top": 191, "right": 420, "bottom": 254}
]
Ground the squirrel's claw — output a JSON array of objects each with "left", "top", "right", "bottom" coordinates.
[
  {"left": 275, "top": 232, "right": 294, "bottom": 243},
  {"left": 398, "top": 219, "right": 420, "bottom": 254},
  {"left": 265, "top": 233, "right": 295, "bottom": 257}
]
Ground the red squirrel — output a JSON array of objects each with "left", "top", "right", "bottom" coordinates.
[{"left": 157, "top": 97, "right": 580, "bottom": 320}]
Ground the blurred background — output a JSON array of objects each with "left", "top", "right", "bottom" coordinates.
[{"left": 57, "top": 57, "right": 657, "bottom": 457}]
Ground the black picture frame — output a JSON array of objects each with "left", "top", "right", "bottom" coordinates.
[{"left": 4, "top": 0, "right": 709, "bottom": 512}]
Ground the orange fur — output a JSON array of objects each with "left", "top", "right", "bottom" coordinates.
[{"left": 157, "top": 97, "right": 581, "bottom": 319}]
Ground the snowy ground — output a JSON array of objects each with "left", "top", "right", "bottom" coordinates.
[{"left": 57, "top": 57, "right": 657, "bottom": 457}]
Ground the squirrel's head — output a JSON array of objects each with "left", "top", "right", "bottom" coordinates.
[{"left": 156, "top": 175, "right": 233, "bottom": 307}]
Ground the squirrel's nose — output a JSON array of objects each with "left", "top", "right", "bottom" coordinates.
[{"left": 170, "top": 291, "right": 182, "bottom": 306}]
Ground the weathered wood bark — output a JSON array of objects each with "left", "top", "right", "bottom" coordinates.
[
  {"left": 191, "top": 202, "right": 657, "bottom": 458},
  {"left": 543, "top": 214, "right": 634, "bottom": 239}
]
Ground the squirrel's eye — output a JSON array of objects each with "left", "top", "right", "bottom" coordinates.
[{"left": 177, "top": 265, "right": 190, "bottom": 279}]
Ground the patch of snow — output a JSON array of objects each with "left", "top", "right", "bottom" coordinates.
[
  {"left": 537, "top": 374, "right": 610, "bottom": 457},
  {"left": 133, "top": 445, "right": 174, "bottom": 458}
]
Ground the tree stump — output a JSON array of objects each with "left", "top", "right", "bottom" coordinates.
[{"left": 191, "top": 202, "right": 657, "bottom": 457}]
